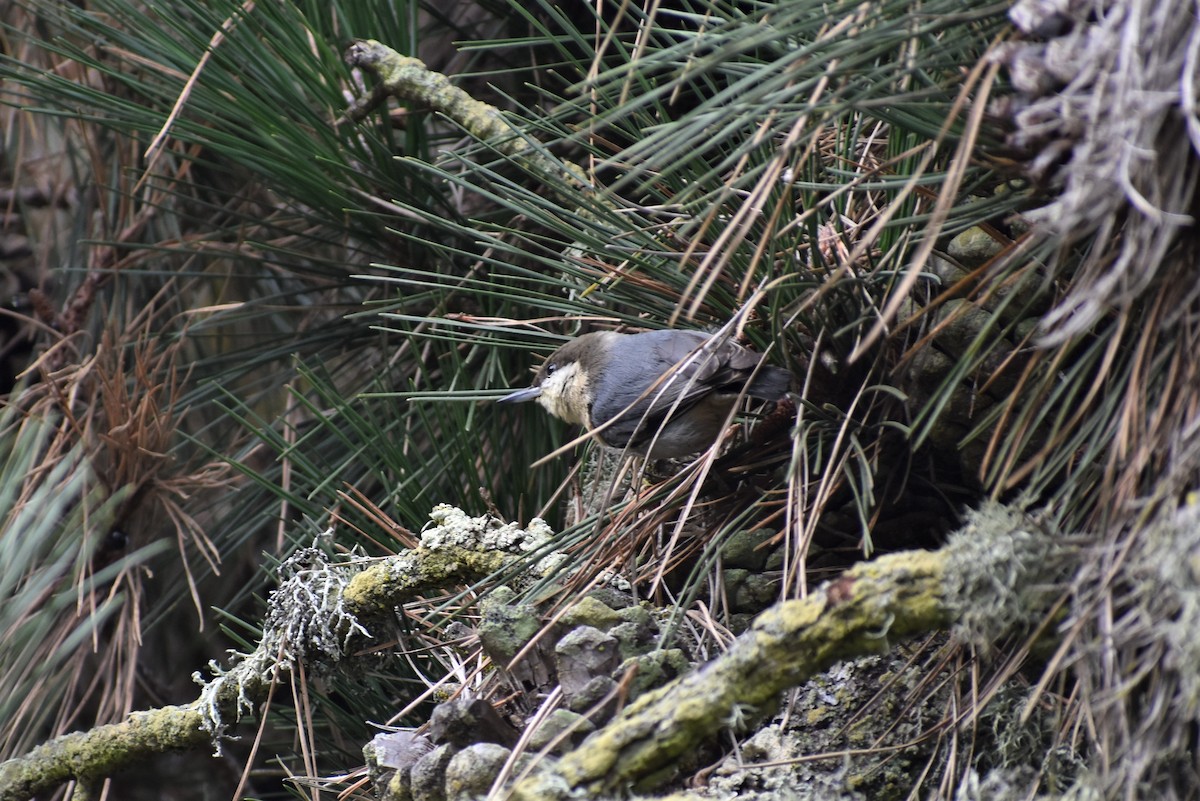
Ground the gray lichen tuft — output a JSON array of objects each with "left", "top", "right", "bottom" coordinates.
[
  {"left": 942, "top": 503, "right": 1069, "bottom": 648},
  {"left": 1141, "top": 498, "right": 1200, "bottom": 711},
  {"left": 1063, "top": 495, "right": 1200, "bottom": 799},
  {"left": 193, "top": 532, "right": 369, "bottom": 744}
]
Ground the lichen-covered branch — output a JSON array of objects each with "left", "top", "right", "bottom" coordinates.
[
  {"left": 344, "top": 506, "right": 564, "bottom": 620},
  {"left": 512, "top": 506, "right": 1065, "bottom": 799},
  {"left": 344, "top": 39, "right": 588, "bottom": 192},
  {"left": 0, "top": 706, "right": 208, "bottom": 801},
  {"left": 197, "top": 508, "right": 560, "bottom": 739},
  {"left": 511, "top": 550, "right": 950, "bottom": 799},
  {"left": 0, "top": 504, "right": 1064, "bottom": 801},
  {"left": 344, "top": 544, "right": 510, "bottom": 618},
  {"left": 0, "top": 507, "right": 560, "bottom": 801}
]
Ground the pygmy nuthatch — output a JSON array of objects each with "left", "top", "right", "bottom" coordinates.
[{"left": 499, "top": 329, "right": 791, "bottom": 458}]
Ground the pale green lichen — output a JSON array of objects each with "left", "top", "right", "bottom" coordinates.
[
  {"left": 942, "top": 502, "right": 1068, "bottom": 648},
  {"left": 1148, "top": 497, "right": 1200, "bottom": 711},
  {"left": 424, "top": 504, "right": 549, "bottom": 552},
  {"left": 346, "top": 40, "right": 589, "bottom": 192},
  {"left": 1060, "top": 494, "right": 1200, "bottom": 797},
  {"left": 419, "top": 504, "right": 568, "bottom": 576}
]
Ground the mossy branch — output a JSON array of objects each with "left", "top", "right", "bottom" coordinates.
[
  {"left": 0, "top": 508, "right": 555, "bottom": 801},
  {"left": 512, "top": 504, "right": 1063, "bottom": 798},
  {"left": 512, "top": 550, "right": 950, "bottom": 799},
  {"left": 0, "top": 706, "right": 208, "bottom": 801},
  {"left": 344, "top": 39, "right": 589, "bottom": 192},
  {"left": 0, "top": 506, "right": 1063, "bottom": 801},
  {"left": 342, "top": 544, "right": 514, "bottom": 621},
  {"left": 0, "top": 543, "right": 515, "bottom": 801}
]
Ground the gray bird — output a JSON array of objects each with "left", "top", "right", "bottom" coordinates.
[{"left": 499, "top": 329, "right": 791, "bottom": 458}]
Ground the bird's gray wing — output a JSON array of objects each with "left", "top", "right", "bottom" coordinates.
[
  {"left": 652, "top": 331, "right": 790, "bottom": 400},
  {"left": 589, "top": 331, "right": 747, "bottom": 447}
]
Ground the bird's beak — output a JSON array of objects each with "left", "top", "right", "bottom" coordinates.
[{"left": 498, "top": 386, "right": 542, "bottom": 404}]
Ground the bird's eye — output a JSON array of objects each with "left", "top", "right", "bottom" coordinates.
[{"left": 545, "top": 363, "right": 558, "bottom": 375}]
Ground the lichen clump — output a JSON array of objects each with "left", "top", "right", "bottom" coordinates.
[
  {"left": 419, "top": 504, "right": 566, "bottom": 574},
  {"left": 942, "top": 503, "right": 1066, "bottom": 648},
  {"left": 193, "top": 533, "right": 369, "bottom": 744}
]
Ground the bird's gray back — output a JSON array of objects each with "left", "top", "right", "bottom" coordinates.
[{"left": 590, "top": 331, "right": 727, "bottom": 446}]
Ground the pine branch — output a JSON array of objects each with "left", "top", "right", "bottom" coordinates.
[
  {"left": 513, "top": 548, "right": 949, "bottom": 799},
  {"left": 0, "top": 707, "right": 208, "bottom": 801},
  {"left": 344, "top": 39, "right": 588, "bottom": 192},
  {"left": 512, "top": 501, "right": 1071, "bottom": 801},
  {"left": 0, "top": 505, "right": 1067, "bottom": 801}
]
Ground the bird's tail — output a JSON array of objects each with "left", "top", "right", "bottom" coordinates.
[{"left": 746, "top": 365, "right": 792, "bottom": 400}]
